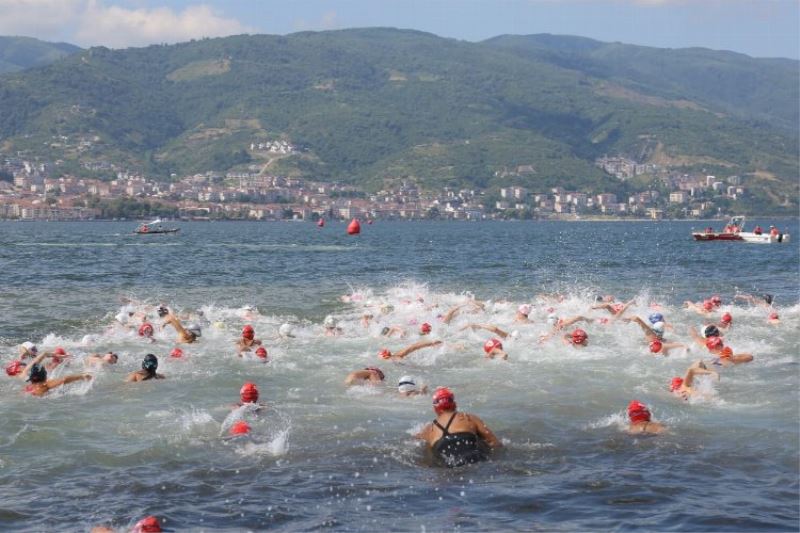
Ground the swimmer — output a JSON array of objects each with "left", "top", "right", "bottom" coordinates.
[
  {"left": 133, "top": 515, "right": 163, "bottom": 533},
  {"left": 5, "top": 359, "right": 26, "bottom": 377},
  {"left": 767, "top": 311, "right": 780, "bottom": 325},
  {"left": 253, "top": 346, "right": 269, "bottom": 361},
  {"left": 138, "top": 320, "right": 156, "bottom": 342},
  {"left": 18, "top": 341, "right": 38, "bottom": 359},
  {"left": 538, "top": 313, "right": 591, "bottom": 342},
  {"left": 514, "top": 304, "right": 533, "bottom": 324},
  {"left": 397, "top": 375, "right": 428, "bottom": 397},
  {"left": 84, "top": 352, "right": 119, "bottom": 367},
  {"left": 648, "top": 339, "right": 687, "bottom": 356},
  {"left": 419, "top": 322, "right": 432, "bottom": 336},
  {"left": 562, "top": 328, "right": 589, "bottom": 347},
  {"left": 125, "top": 354, "right": 165, "bottom": 382},
  {"left": 345, "top": 366, "right": 385, "bottom": 386},
  {"left": 234, "top": 382, "right": 266, "bottom": 410},
  {"left": 460, "top": 323, "right": 509, "bottom": 339},
  {"left": 591, "top": 298, "right": 635, "bottom": 319},
  {"left": 378, "top": 339, "right": 443, "bottom": 361},
  {"left": 704, "top": 336, "right": 753, "bottom": 366},
  {"left": 323, "top": 315, "right": 343, "bottom": 336},
  {"left": 623, "top": 316, "right": 669, "bottom": 342},
  {"left": 361, "top": 313, "right": 374, "bottom": 328},
  {"left": 21, "top": 352, "right": 92, "bottom": 397},
  {"left": 228, "top": 420, "right": 252, "bottom": 437},
  {"left": 415, "top": 387, "right": 501, "bottom": 467},
  {"left": 708, "top": 295, "right": 723, "bottom": 308},
  {"left": 626, "top": 401, "right": 665, "bottom": 435},
  {"left": 684, "top": 299, "right": 715, "bottom": 315},
  {"left": 45, "top": 346, "right": 70, "bottom": 371},
  {"left": 483, "top": 338, "right": 508, "bottom": 360},
  {"left": 442, "top": 300, "right": 485, "bottom": 325},
  {"left": 236, "top": 324, "right": 262, "bottom": 353},
  {"left": 734, "top": 293, "right": 774, "bottom": 308},
  {"left": 278, "top": 323, "right": 296, "bottom": 339},
  {"left": 162, "top": 312, "right": 200, "bottom": 344},
  {"left": 717, "top": 312, "right": 733, "bottom": 330},
  {"left": 669, "top": 360, "right": 719, "bottom": 400}
]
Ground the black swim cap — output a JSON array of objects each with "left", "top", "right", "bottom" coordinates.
[
  {"left": 142, "top": 353, "right": 158, "bottom": 372},
  {"left": 704, "top": 325, "right": 720, "bottom": 338},
  {"left": 762, "top": 294, "right": 773, "bottom": 305},
  {"left": 27, "top": 363, "right": 47, "bottom": 383},
  {"left": 157, "top": 306, "right": 168, "bottom": 318}
]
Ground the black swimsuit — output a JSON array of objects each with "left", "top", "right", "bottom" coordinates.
[{"left": 432, "top": 413, "right": 488, "bottom": 468}]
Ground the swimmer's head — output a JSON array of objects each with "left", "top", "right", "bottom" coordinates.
[
  {"left": 21, "top": 341, "right": 38, "bottom": 356},
  {"left": 255, "top": 346, "right": 268, "bottom": 359},
  {"left": 483, "top": 338, "right": 503, "bottom": 354},
  {"left": 702, "top": 300, "right": 714, "bottom": 311},
  {"left": 651, "top": 322, "right": 665, "bottom": 338},
  {"left": 611, "top": 303, "right": 624, "bottom": 314},
  {"left": 54, "top": 347, "right": 67, "bottom": 356},
  {"left": 169, "top": 347, "right": 184, "bottom": 358},
  {"left": 186, "top": 324, "right": 202, "bottom": 339},
  {"left": 104, "top": 352, "right": 119, "bottom": 364},
  {"left": 420, "top": 322, "right": 432, "bottom": 335},
  {"left": 702, "top": 325, "right": 720, "bottom": 338},
  {"left": 769, "top": 311, "right": 779, "bottom": 320},
  {"left": 380, "top": 326, "right": 391, "bottom": 336},
  {"left": 142, "top": 353, "right": 158, "bottom": 373},
  {"left": 5, "top": 359, "right": 24, "bottom": 376},
  {"left": 27, "top": 363, "right": 47, "bottom": 383},
  {"left": 229, "top": 420, "right": 251, "bottom": 436},
  {"left": 705, "top": 336, "right": 724, "bottom": 352},
  {"left": 138, "top": 323, "right": 154, "bottom": 338},
  {"left": 432, "top": 386, "right": 456, "bottom": 414},
  {"left": 762, "top": 294, "right": 774, "bottom": 305},
  {"left": 132, "top": 515, "right": 162, "bottom": 533},
  {"left": 721, "top": 312, "right": 732, "bottom": 325},
  {"left": 378, "top": 348, "right": 392, "bottom": 360},
  {"left": 649, "top": 340, "right": 663, "bottom": 353},
  {"left": 398, "top": 375, "right": 417, "bottom": 394},
  {"left": 517, "top": 304, "right": 532, "bottom": 317},
  {"left": 547, "top": 313, "right": 559, "bottom": 326},
  {"left": 242, "top": 325, "right": 255, "bottom": 340},
  {"left": 627, "top": 400, "right": 651, "bottom": 423},
  {"left": 365, "top": 367, "right": 385, "bottom": 381},
  {"left": 240, "top": 382, "right": 259, "bottom": 404},
  {"left": 323, "top": 315, "right": 337, "bottom": 329},
  {"left": 710, "top": 295, "right": 722, "bottom": 307},
  {"left": 720, "top": 346, "right": 733, "bottom": 359},
  {"left": 570, "top": 329, "right": 588, "bottom": 346},
  {"left": 670, "top": 377, "right": 684, "bottom": 392},
  {"left": 648, "top": 313, "right": 664, "bottom": 325},
  {"left": 156, "top": 306, "right": 169, "bottom": 318}
]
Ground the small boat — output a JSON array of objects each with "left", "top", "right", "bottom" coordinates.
[
  {"left": 692, "top": 216, "right": 789, "bottom": 243},
  {"left": 133, "top": 219, "right": 180, "bottom": 235}
]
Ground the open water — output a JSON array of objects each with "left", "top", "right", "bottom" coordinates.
[{"left": 0, "top": 219, "right": 798, "bottom": 532}]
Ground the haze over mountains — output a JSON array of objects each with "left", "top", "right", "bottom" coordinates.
[{"left": 0, "top": 29, "right": 797, "bottom": 211}]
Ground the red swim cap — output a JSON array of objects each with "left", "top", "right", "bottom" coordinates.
[
  {"left": 229, "top": 420, "right": 251, "bottom": 436},
  {"left": 54, "top": 347, "right": 67, "bottom": 356},
  {"left": 721, "top": 312, "right": 732, "bottom": 324},
  {"left": 432, "top": 387, "right": 456, "bottom": 414},
  {"left": 483, "top": 338, "right": 503, "bottom": 354},
  {"left": 611, "top": 303, "right": 624, "bottom": 314},
  {"left": 769, "top": 312, "right": 779, "bottom": 320},
  {"left": 139, "top": 323, "right": 154, "bottom": 337},
  {"left": 5, "top": 359, "right": 23, "bottom": 376},
  {"left": 365, "top": 367, "right": 385, "bottom": 380},
  {"left": 720, "top": 346, "right": 733, "bottom": 359},
  {"left": 627, "top": 400, "right": 651, "bottom": 423},
  {"left": 242, "top": 325, "right": 255, "bottom": 340},
  {"left": 420, "top": 322, "right": 432, "bottom": 334},
  {"left": 133, "top": 516, "right": 162, "bottom": 533},
  {"left": 702, "top": 300, "right": 714, "bottom": 311},
  {"left": 378, "top": 348, "right": 392, "bottom": 360},
  {"left": 649, "top": 340, "right": 663, "bottom": 353},
  {"left": 705, "top": 336, "right": 724, "bottom": 351},
  {"left": 255, "top": 346, "right": 268, "bottom": 359},
  {"left": 670, "top": 377, "right": 684, "bottom": 391},
  {"left": 170, "top": 347, "right": 184, "bottom": 358},
  {"left": 240, "top": 382, "right": 259, "bottom": 403},
  {"left": 571, "top": 329, "right": 588, "bottom": 345},
  {"left": 711, "top": 295, "right": 722, "bottom": 306}
]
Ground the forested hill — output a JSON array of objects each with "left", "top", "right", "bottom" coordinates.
[
  {"left": 0, "top": 36, "right": 81, "bottom": 74},
  {"left": 0, "top": 28, "right": 796, "bottom": 210}
]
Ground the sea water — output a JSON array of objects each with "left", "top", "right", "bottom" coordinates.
[{"left": 0, "top": 220, "right": 797, "bottom": 532}]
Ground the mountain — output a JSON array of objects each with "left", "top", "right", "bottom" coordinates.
[
  {"left": 0, "top": 29, "right": 796, "bottom": 211},
  {"left": 0, "top": 36, "right": 81, "bottom": 74}
]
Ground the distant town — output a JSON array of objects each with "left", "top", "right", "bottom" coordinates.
[{"left": 0, "top": 149, "right": 748, "bottom": 221}]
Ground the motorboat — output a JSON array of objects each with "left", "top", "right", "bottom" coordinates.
[
  {"left": 133, "top": 219, "right": 180, "bottom": 235},
  {"left": 692, "top": 216, "right": 789, "bottom": 243}
]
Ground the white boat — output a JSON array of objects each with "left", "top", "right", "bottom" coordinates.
[
  {"left": 692, "top": 216, "right": 789, "bottom": 244},
  {"left": 133, "top": 218, "right": 180, "bottom": 235}
]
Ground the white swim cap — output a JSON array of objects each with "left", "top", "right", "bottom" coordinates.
[
  {"left": 517, "top": 304, "right": 532, "bottom": 316},
  {"left": 323, "top": 315, "right": 337, "bottom": 328},
  {"left": 115, "top": 311, "right": 128, "bottom": 324},
  {"left": 186, "top": 324, "right": 202, "bottom": 338},
  {"left": 510, "top": 330, "right": 521, "bottom": 339},
  {"left": 398, "top": 376, "right": 416, "bottom": 393},
  {"left": 21, "top": 341, "right": 37, "bottom": 353},
  {"left": 651, "top": 321, "right": 665, "bottom": 333},
  {"left": 279, "top": 323, "right": 295, "bottom": 338}
]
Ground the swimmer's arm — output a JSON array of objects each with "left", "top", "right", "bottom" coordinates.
[
  {"left": 684, "top": 367, "right": 718, "bottom": 388},
  {"left": 687, "top": 327, "right": 706, "bottom": 347},
  {"left": 471, "top": 415, "right": 502, "bottom": 448},
  {"left": 396, "top": 340, "right": 443, "bottom": 358},
  {"left": 414, "top": 423, "right": 433, "bottom": 443},
  {"left": 609, "top": 299, "right": 635, "bottom": 322},
  {"left": 48, "top": 373, "right": 92, "bottom": 389},
  {"left": 560, "top": 316, "right": 588, "bottom": 328},
  {"left": 590, "top": 303, "right": 610, "bottom": 310},
  {"left": 442, "top": 305, "right": 463, "bottom": 324}
]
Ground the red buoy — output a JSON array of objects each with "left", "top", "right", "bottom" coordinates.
[
  {"left": 347, "top": 218, "right": 361, "bottom": 235},
  {"left": 317, "top": 218, "right": 325, "bottom": 228}
]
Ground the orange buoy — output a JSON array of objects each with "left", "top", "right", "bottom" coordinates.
[
  {"left": 317, "top": 218, "right": 325, "bottom": 228},
  {"left": 347, "top": 218, "right": 361, "bottom": 235}
]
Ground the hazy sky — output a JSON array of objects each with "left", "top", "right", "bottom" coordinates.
[{"left": 1, "top": 0, "right": 797, "bottom": 59}]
